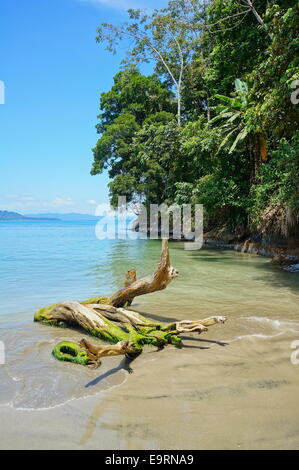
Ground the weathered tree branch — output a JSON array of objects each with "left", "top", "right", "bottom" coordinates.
[
  {"left": 51, "top": 338, "right": 136, "bottom": 368},
  {"left": 168, "top": 316, "right": 227, "bottom": 334},
  {"left": 110, "top": 239, "right": 179, "bottom": 307},
  {"left": 79, "top": 338, "right": 136, "bottom": 368}
]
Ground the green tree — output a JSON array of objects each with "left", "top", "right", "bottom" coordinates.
[
  {"left": 91, "top": 68, "right": 178, "bottom": 206},
  {"left": 247, "top": 2, "right": 299, "bottom": 142},
  {"left": 91, "top": 0, "right": 299, "bottom": 238},
  {"left": 96, "top": 3, "right": 205, "bottom": 125}
]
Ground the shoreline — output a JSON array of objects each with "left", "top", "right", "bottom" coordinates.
[
  {"left": 129, "top": 219, "right": 299, "bottom": 270},
  {"left": 203, "top": 233, "right": 299, "bottom": 272}
]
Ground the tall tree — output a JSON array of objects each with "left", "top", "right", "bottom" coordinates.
[{"left": 96, "top": 4, "right": 203, "bottom": 125}]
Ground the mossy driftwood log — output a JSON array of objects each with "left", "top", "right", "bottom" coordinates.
[{"left": 34, "top": 240, "right": 226, "bottom": 367}]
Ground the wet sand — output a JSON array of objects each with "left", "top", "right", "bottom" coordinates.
[
  {"left": 1, "top": 327, "right": 299, "bottom": 449},
  {"left": 1, "top": 246, "right": 299, "bottom": 449}
]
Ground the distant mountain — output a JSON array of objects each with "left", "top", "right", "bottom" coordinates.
[
  {"left": 28, "top": 212, "right": 102, "bottom": 221},
  {"left": 0, "top": 211, "right": 60, "bottom": 221}
]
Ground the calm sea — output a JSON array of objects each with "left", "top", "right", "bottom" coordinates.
[
  {"left": 0, "top": 219, "right": 146, "bottom": 320},
  {"left": 1, "top": 219, "right": 299, "bottom": 414}
]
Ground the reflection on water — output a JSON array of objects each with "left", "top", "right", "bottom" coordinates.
[{"left": 0, "top": 221, "right": 299, "bottom": 448}]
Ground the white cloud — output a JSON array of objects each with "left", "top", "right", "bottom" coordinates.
[
  {"left": 0, "top": 194, "right": 108, "bottom": 214},
  {"left": 51, "top": 197, "right": 74, "bottom": 207}
]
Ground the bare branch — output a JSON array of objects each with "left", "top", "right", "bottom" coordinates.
[{"left": 110, "top": 239, "right": 179, "bottom": 307}]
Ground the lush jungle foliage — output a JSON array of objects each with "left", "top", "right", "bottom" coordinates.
[{"left": 92, "top": 0, "right": 299, "bottom": 239}]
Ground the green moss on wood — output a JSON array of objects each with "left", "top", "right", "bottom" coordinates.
[
  {"left": 34, "top": 304, "right": 60, "bottom": 325},
  {"left": 167, "top": 332, "right": 182, "bottom": 347},
  {"left": 35, "top": 296, "right": 181, "bottom": 357},
  {"left": 52, "top": 340, "right": 89, "bottom": 365},
  {"left": 34, "top": 297, "right": 111, "bottom": 326},
  {"left": 81, "top": 296, "right": 111, "bottom": 305}
]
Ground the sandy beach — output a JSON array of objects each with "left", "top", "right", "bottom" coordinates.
[{"left": 1, "top": 326, "right": 299, "bottom": 450}]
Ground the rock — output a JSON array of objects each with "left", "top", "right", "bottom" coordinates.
[{"left": 284, "top": 264, "right": 299, "bottom": 273}]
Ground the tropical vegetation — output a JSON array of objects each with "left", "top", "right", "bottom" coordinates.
[{"left": 91, "top": 0, "right": 299, "bottom": 240}]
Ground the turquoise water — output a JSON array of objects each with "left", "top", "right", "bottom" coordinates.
[
  {"left": 1, "top": 219, "right": 299, "bottom": 323},
  {"left": 0, "top": 219, "right": 147, "bottom": 319},
  {"left": 1, "top": 219, "right": 299, "bottom": 416}
]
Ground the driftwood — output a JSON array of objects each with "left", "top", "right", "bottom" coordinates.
[
  {"left": 51, "top": 339, "right": 136, "bottom": 368},
  {"left": 35, "top": 240, "right": 227, "bottom": 367},
  {"left": 110, "top": 239, "right": 179, "bottom": 307},
  {"left": 79, "top": 338, "right": 136, "bottom": 368}
]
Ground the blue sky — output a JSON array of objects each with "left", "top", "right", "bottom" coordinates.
[{"left": 0, "top": 0, "right": 166, "bottom": 214}]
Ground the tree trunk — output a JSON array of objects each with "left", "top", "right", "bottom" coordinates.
[
  {"left": 245, "top": 0, "right": 264, "bottom": 26},
  {"left": 206, "top": 95, "right": 211, "bottom": 122},
  {"left": 176, "top": 84, "right": 182, "bottom": 127}
]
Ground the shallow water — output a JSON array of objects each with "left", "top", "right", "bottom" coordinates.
[{"left": 0, "top": 220, "right": 299, "bottom": 448}]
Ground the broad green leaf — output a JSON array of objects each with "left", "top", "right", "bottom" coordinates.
[{"left": 229, "top": 128, "right": 248, "bottom": 153}]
